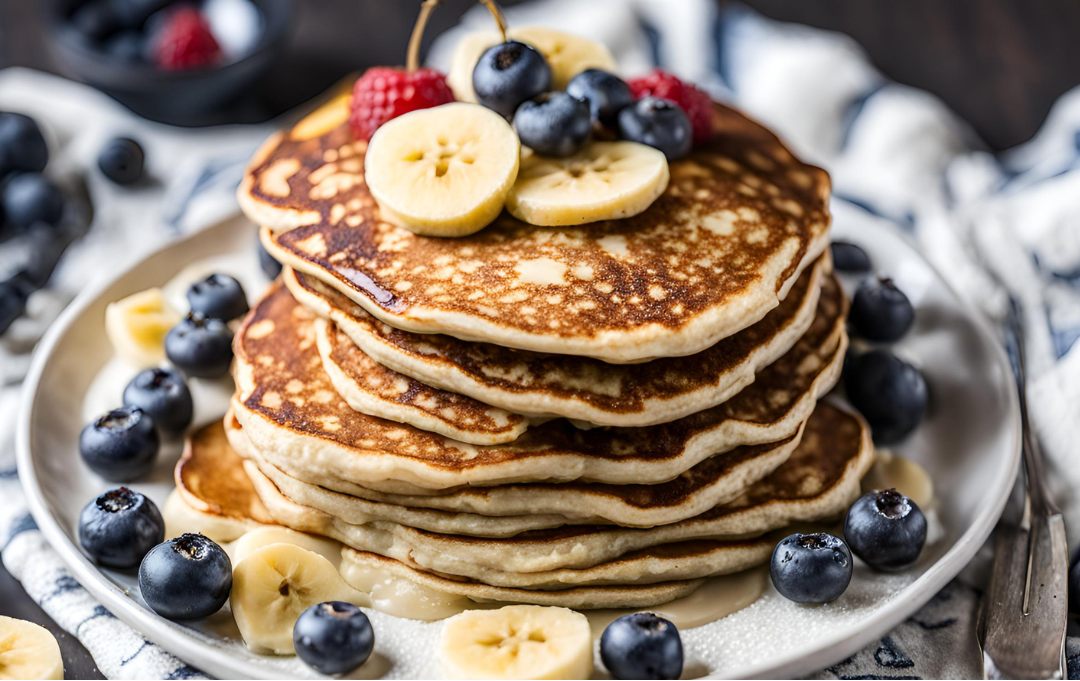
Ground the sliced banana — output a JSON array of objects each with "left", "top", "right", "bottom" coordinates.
[
  {"left": 290, "top": 93, "right": 352, "bottom": 142},
  {"left": 365, "top": 103, "right": 519, "bottom": 237},
  {"left": 0, "top": 616, "right": 64, "bottom": 680},
  {"left": 230, "top": 543, "right": 368, "bottom": 655},
  {"left": 104, "top": 288, "right": 181, "bottom": 369},
  {"left": 448, "top": 27, "right": 617, "bottom": 102},
  {"left": 439, "top": 605, "right": 593, "bottom": 680},
  {"left": 507, "top": 141, "right": 669, "bottom": 226},
  {"left": 232, "top": 527, "right": 342, "bottom": 567}
]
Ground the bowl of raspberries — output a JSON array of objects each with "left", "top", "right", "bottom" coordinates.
[{"left": 45, "top": 0, "right": 293, "bottom": 123}]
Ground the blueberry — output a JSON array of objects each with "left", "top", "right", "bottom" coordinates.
[
  {"left": 850, "top": 276, "right": 914, "bottom": 342},
  {"left": 186, "top": 273, "right": 248, "bottom": 321},
  {"left": 513, "top": 92, "right": 591, "bottom": 157},
  {"left": 257, "top": 238, "right": 282, "bottom": 279},
  {"left": 566, "top": 69, "right": 633, "bottom": 127},
  {"left": 0, "top": 274, "right": 34, "bottom": 336},
  {"left": 293, "top": 602, "right": 375, "bottom": 675},
  {"left": 138, "top": 533, "right": 231, "bottom": 620},
  {"left": 78, "top": 487, "right": 164, "bottom": 568},
  {"left": 845, "top": 349, "right": 928, "bottom": 443},
  {"left": 472, "top": 41, "right": 551, "bottom": 119},
  {"left": 830, "top": 240, "right": 872, "bottom": 273},
  {"left": 98, "top": 137, "right": 145, "bottom": 185},
  {"left": 2, "top": 173, "right": 64, "bottom": 229},
  {"left": 844, "top": 489, "right": 927, "bottom": 571},
  {"left": 0, "top": 113, "right": 48, "bottom": 178},
  {"left": 123, "top": 368, "right": 193, "bottom": 437},
  {"left": 79, "top": 406, "right": 160, "bottom": 481},
  {"left": 617, "top": 97, "right": 692, "bottom": 160},
  {"left": 770, "top": 532, "right": 853, "bottom": 603},
  {"left": 165, "top": 312, "right": 234, "bottom": 378},
  {"left": 70, "top": 0, "right": 119, "bottom": 42},
  {"left": 600, "top": 613, "right": 683, "bottom": 680},
  {"left": 105, "top": 31, "right": 146, "bottom": 62}
]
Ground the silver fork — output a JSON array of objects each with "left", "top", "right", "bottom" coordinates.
[{"left": 978, "top": 294, "right": 1068, "bottom": 679}]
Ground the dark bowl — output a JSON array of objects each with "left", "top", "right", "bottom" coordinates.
[{"left": 43, "top": 0, "right": 293, "bottom": 126}]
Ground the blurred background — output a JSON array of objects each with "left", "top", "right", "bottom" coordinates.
[{"left": 2, "top": 0, "right": 1079, "bottom": 148}]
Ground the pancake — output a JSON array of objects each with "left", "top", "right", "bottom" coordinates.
[
  {"left": 232, "top": 280, "right": 847, "bottom": 491},
  {"left": 315, "top": 316, "right": 533, "bottom": 445},
  {"left": 242, "top": 102, "right": 831, "bottom": 362},
  {"left": 240, "top": 403, "right": 872, "bottom": 580},
  {"left": 288, "top": 257, "right": 828, "bottom": 427},
  {"left": 170, "top": 421, "right": 715, "bottom": 608}
]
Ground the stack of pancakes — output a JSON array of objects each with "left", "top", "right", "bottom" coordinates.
[{"left": 215, "top": 100, "right": 874, "bottom": 609}]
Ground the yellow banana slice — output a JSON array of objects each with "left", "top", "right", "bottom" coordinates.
[
  {"left": 365, "top": 103, "right": 520, "bottom": 237},
  {"left": 232, "top": 527, "right": 342, "bottom": 567},
  {"left": 230, "top": 543, "right": 367, "bottom": 655},
  {"left": 507, "top": 141, "right": 669, "bottom": 226},
  {"left": 104, "top": 288, "right": 181, "bottom": 369},
  {"left": 449, "top": 27, "right": 617, "bottom": 102},
  {"left": 0, "top": 616, "right": 64, "bottom": 680}
]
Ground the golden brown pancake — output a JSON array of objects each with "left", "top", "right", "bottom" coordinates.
[
  {"left": 232, "top": 280, "right": 846, "bottom": 493},
  {"left": 289, "top": 258, "right": 828, "bottom": 427},
  {"left": 238, "top": 403, "right": 872, "bottom": 580},
  {"left": 241, "top": 102, "right": 831, "bottom": 362}
]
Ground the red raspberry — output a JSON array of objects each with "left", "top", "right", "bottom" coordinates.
[
  {"left": 151, "top": 7, "right": 222, "bottom": 71},
  {"left": 628, "top": 69, "right": 713, "bottom": 143},
  {"left": 349, "top": 67, "right": 456, "bottom": 141}
]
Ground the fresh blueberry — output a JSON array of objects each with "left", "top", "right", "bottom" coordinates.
[
  {"left": 513, "top": 92, "right": 591, "bottom": 157},
  {"left": 472, "top": 41, "right": 551, "bottom": 119},
  {"left": 0, "top": 113, "right": 48, "bottom": 178},
  {"left": 293, "top": 602, "right": 375, "bottom": 675},
  {"left": 566, "top": 69, "right": 633, "bottom": 127},
  {"left": 123, "top": 368, "right": 193, "bottom": 437},
  {"left": 165, "top": 312, "right": 234, "bottom": 378},
  {"left": 844, "top": 489, "right": 927, "bottom": 571},
  {"left": 98, "top": 137, "right": 145, "bottom": 185},
  {"left": 600, "top": 612, "right": 683, "bottom": 680},
  {"left": 0, "top": 274, "right": 34, "bottom": 336},
  {"left": 186, "top": 273, "right": 248, "bottom": 321},
  {"left": 138, "top": 533, "right": 231, "bottom": 620},
  {"left": 105, "top": 30, "right": 146, "bottom": 62},
  {"left": 617, "top": 97, "right": 692, "bottom": 160},
  {"left": 2, "top": 173, "right": 64, "bottom": 229},
  {"left": 78, "top": 487, "right": 164, "bottom": 568},
  {"left": 70, "top": 0, "right": 119, "bottom": 42},
  {"left": 79, "top": 406, "right": 160, "bottom": 481},
  {"left": 845, "top": 349, "right": 928, "bottom": 443},
  {"left": 830, "top": 240, "right": 872, "bottom": 273},
  {"left": 770, "top": 532, "right": 853, "bottom": 604},
  {"left": 850, "top": 276, "right": 915, "bottom": 342},
  {"left": 257, "top": 238, "right": 282, "bottom": 279}
]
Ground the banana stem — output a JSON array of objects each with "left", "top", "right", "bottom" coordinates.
[
  {"left": 406, "top": 0, "right": 441, "bottom": 73},
  {"left": 479, "top": 0, "right": 508, "bottom": 42}
]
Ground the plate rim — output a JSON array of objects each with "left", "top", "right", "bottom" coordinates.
[{"left": 16, "top": 214, "right": 1022, "bottom": 680}]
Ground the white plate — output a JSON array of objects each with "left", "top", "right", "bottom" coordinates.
[{"left": 18, "top": 212, "right": 1021, "bottom": 679}]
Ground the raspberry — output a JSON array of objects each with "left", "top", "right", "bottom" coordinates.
[
  {"left": 151, "top": 7, "right": 222, "bottom": 71},
  {"left": 628, "top": 69, "right": 713, "bottom": 143},
  {"left": 349, "top": 67, "right": 455, "bottom": 141}
]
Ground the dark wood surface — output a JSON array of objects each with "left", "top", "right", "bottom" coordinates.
[{"left": 1, "top": 1, "right": 1078, "bottom": 678}]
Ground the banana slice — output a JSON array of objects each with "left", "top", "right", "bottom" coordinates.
[
  {"left": 439, "top": 605, "right": 593, "bottom": 680},
  {"left": 0, "top": 616, "right": 64, "bottom": 680},
  {"left": 448, "top": 27, "right": 617, "bottom": 102},
  {"left": 507, "top": 141, "right": 669, "bottom": 226},
  {"left": 365, "top": 103, "right": 519, "bottom": 237},
  {"left": 230, "top": 543, "right": 368, "bottom": 654},
  {"left": 290, "top": 93, "right": 352, "bottom": 142},
  {"left": 232, "top": 527, "right": 342, "bottom": 567},
  {"left": 104, "top": 288, "right": 181, "bottom": 369}
]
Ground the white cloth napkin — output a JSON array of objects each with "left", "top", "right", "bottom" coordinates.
[{"left": 3, "top": 1, "right": 1080, "bottom": 677}]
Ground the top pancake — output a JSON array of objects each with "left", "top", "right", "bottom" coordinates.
[{"left": 242, "top": 101, "right": 831, "bottom": 362}]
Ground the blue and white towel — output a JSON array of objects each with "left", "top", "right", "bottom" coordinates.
[{"left": 4, "top": 1, "right": 1080, "bottom": 677}]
